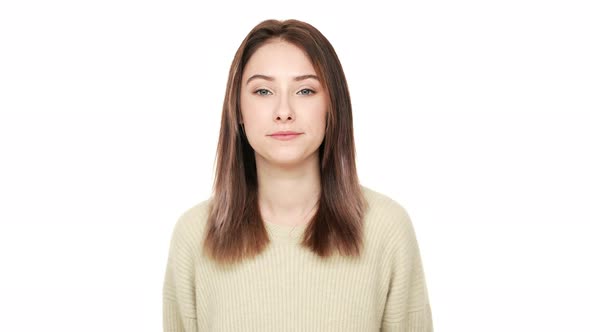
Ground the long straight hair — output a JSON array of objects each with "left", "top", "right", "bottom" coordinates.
[{"left": 203, "top": 19, "right": 368, "bottom": 266}]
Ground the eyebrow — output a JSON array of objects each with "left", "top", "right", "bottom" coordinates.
[{"left": 245, "top": 74, "right": 320, "bottom": 85}]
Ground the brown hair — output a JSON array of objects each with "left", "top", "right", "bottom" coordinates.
[{"left": 203, "top": 19, "right": 368, "bottom": 266}]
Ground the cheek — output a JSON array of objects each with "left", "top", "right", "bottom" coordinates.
[
  {"left": 240, "top": 97, "right": 265, "bottom": 137},
  {"left": 240, "top": 96, "right": 261, "bottom": 123},
  {"left": 240, "top": 93, "right": 253, "bottom": 115},
  {"left": 305, "top": 98, "right": 327, "bottom": 126},
  {"left": 240, "top": 94, "right": 275, "bottom": 117}
]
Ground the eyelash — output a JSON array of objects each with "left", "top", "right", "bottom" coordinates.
[{"left": 254, "top": 88, "right": 316, "bottom": 96}]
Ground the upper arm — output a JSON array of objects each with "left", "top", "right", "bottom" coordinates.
[
  {"left": 162, "top": 212, "right": 199, "bottom": 331},
  {"left": 380, "top": 202, "right": 433, "bottom": 331}
]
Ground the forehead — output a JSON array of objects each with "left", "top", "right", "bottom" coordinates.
[{"left": 243, "top": 40, "right": 316, "bottom": 77}]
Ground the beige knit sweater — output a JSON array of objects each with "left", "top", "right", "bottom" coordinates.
[{"left": 162, "top": 185, "right": 433, "bottom": 331}]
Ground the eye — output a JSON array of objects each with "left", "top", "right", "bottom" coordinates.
[
  {"left": 254, "top": 89, "right": 272, "bottom": 96},
  {"left": 297, "top": 88, "right": 315, "bottom": 96}
]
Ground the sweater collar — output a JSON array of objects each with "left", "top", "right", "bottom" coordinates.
[{"left": 262, "top": 219, "right": 307, "bottom": 244}]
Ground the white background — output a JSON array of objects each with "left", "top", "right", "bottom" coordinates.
[{"left": 1, "top": 0, "right": 589, "bottom": 331}]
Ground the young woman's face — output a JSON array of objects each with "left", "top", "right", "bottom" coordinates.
[{"left": 240, "top": 39, "right": 328, "bottom": 169}]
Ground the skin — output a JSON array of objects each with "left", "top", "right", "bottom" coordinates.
[{"left": 239, "top": 39, "right": 328, "bottom": 226}]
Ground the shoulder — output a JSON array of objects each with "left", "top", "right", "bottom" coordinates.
[
  {"left": 360, "top": 185, "right": 417, "bottom": 246},
  {"left": 177, "top": 197, "right": 211, "bottom": 226},
  {"left": 361, "top": 185, "right": 412, "bottom": 225},
  {"left": 169, "top": 197, "right": 212, "bottom": 248}
]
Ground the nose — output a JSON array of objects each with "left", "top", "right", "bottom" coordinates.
[{"left": 273, "top": 93, "right": 294, "bottom": 123}]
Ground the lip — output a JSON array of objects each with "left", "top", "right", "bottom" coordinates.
[{"left": 269, "top": 131, "right": 302, "bottom": 141}]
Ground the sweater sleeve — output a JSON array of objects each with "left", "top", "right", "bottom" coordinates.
[
  {"left": 162, "top": 214, "right": 198, "bottom": 332},
  {"left": 380, "top": 205, "right": 433, "bottom": 332}
]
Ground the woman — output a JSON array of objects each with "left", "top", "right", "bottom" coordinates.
[{"left": 163, "top": 19, "right": 433, "bottom": 331}]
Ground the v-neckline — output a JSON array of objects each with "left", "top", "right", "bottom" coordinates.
[{"left": 262, "top": 219, "right": 307, "bottom": 244}]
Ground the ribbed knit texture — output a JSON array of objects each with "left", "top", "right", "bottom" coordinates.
[{"left": 162, "top": 185, "right": 433, "bottom": 331}]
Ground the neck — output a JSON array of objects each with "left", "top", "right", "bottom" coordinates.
[{"left": 256, "top": 151, "right": 321, "bottom": 225}]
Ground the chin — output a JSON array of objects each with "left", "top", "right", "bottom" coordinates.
[
  {"left": 270, "top": 157, "right": 303, "bottom": 166},
  {"left": 254, "top": 149, "right": 317, "bottom": 166}
]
